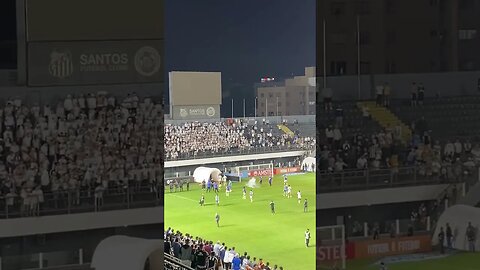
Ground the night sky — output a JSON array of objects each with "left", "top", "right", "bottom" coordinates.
[{"left": 165, "top": 0, "right": 315, "bottom": 116}]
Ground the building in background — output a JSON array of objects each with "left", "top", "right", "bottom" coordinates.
[
  {"left": 255, "top": 67, "right": 315, "bottom": 116},
  {"left": 317, "top": 0, "right": 480, "bottom": 76}
]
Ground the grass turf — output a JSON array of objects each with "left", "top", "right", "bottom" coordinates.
[
  {"left": 165, "top": 173, "right": 316, "bottom": 270},
  {"left": 341, "top": 252, "right": 480, "bottom": 270}
]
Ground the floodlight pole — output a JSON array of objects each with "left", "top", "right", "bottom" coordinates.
[{"left": 357, "top": 15, "right": 361, "bottom": 100}]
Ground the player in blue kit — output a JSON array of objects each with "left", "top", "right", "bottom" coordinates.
[{"left": 226, "top": 185, "right": 231, "bottom": 197}]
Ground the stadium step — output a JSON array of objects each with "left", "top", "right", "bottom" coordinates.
[
  {"left": 165, "top": 253, "right": 194, "bottom": 270},
  {"left": 278, "top": 124, "right": 295, "bottom": 137},
  {"left": 357, "top": 101, "right": 412, "bottom": 144}
]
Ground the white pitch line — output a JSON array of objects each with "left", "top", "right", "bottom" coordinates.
[{"left": 167, "top": 193, "right": 198, "bottom": 202}]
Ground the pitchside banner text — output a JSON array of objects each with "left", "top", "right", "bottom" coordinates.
[
  {"left": 27, "top": 40, "right": 163, "bottom": 86},
  {"left": 171, "top": 105, "right": 220, "bottom": 120}
]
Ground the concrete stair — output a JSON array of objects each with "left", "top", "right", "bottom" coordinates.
[
  {"left": 277, "top": 124, "right": 295, "bottom": 137},
  {"left": 357, "top": 101, "right": 412, "bottom": 143}
]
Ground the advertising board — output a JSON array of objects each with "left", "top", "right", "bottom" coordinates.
[
  {"left": 274, "top": 167, "right": 301, "bottom": 175},
  {"left": 353, "top": 235, "right": 432, "bottom": 259},
  {"left": 171, "top": 105, "right": 220, "bottom": 120},
  {"left": 248, "top": 169, "right": 273, "bottom": 177},
  {"left": 27, "top": 40, "right": 163, "bottom": 86},
  {"left": 317, "top": 243, "right": 355, "bottom": 261}
]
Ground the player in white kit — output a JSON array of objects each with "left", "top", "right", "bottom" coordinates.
[
  {"left": 287, "top": 185, "right": 292, "bottom": 198},
  {"left": 297, "top": 190, "right": 302, "bottom": 203}
]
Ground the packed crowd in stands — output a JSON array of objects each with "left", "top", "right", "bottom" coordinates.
[
  {"left": 318, "top": 108, "right": 479, "bottom": 183},
  {"left": 0, "top": 92, "right": 163, "bottom": 216},
  {"left": 165, "top": 119, "right": 315, "bottom": 160},
  {"left": 165, "top": 228, "right": 284, "bottom": 270}
]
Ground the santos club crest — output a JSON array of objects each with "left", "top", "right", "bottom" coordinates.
[
  {"left": 49, "top": 50, "right": 74, "bottom": 79},
  {"left": 135, "top": 46, "right": 161, "bottom": 77}
]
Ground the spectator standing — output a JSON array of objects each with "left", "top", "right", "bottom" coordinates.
[
  {"left": 94, "top": 184, "right": 104, "bottom": 210},
  {"left": 164, "top": 236, "right": 172, "bottom": 256},
  {"left": 322, "top": 87, "right": 333, "bottom": 111},
  {"left": 223, "top": 248, "right": 233, "bottom": 270},
  {"left": 454, "top": 139, "right": 463, "bottom": 159},
  {"left": 180, "top": 240, "right": 193, "bottom": 266},
  {"left": 172, "top": 238, "right": 182, "bottom": 258},
  {"left": 418, "top": 83, "right": 425, "bottom": 105},
  {"left": 213, "top": 241, "right": 221, "bottom": 256},
  {"left": 438, "top": 227, "right": 445, "bottom": 254},
  {"left": 466, "top": 222, "right": 476, "bottom": 252},
  {"left": 219, "top": 245, "right": 226, "bottom": 267},
  {"left": 411, "top": 82, "right": 417, "bottom": 107},
  {"left": 372, "top": 223, "right": 380, "bottom": 240},
  {"left": 325, "top": 126, "right": 334, "bottom": 146},
  {"left": 464, "top": 140, "right": 472, "bottom": 154},
  {"left": 362, "top": 105, "right": 370, "bottom": 127},
  {"left": 335, "top": 106, "right": 344, "bottom": 128},
  {"left": 232, "top": 254, "right": 242, "bottom": 270},
  {"left": 383, "top": 82, "right": 391, "bottom": 107},
  {"left": 446, "top": 223, "right": 453, "bottom": 249},
  {"left": 333, "top": 127, "right": 342, "bottom": 149},
  {"left": 207, "top": 252, "right": 219, "bottom": 270},
  {"left": 389, "top": 223, "right": 396, "bottom": 238},
  {"left": 376, "top": 84, "right": 384, "bottom": 106},
  {"left": 194, "top": 244, "right": 208, "bottom": 270}
]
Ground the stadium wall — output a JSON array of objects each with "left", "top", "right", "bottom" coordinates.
[
  {"left": 317, "top": 185, "right": 450, "bottom": 210},
  {"left": 164, "top": 150, "right": 307, "bottom": 168},
  {"left": 164, "top": 115, "right": 316, "bottom": 125},
  {"left": 317, "top": 201, "right": 428, "bottom": 227},
  {"left": 318, "top": 71, "right": 480, "bottom": 100},
  {"left": 0, "top": 206, "right": 163, "bottom": 238},
  {"left": 164, "top": 156, "right": 299, "bottom": 179}
]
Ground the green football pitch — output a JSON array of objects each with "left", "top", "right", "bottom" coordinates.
[
  {"left": 343, "top": 252, "right": 480, "bottom": 270},
  {"left": 165, "top": 173, "right": 316, "bottom": 270}
]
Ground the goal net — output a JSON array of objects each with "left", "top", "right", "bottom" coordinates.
[
  {"left": 317, "top": 225, "right": 346, "bottom": 270},
  {"left": 230, "top": 163, "right": 274, "bottom": 182}
]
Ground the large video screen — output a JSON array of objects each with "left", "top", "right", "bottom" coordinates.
[{"left": 169, "top": 71, "right": 222, "bottom": 106}]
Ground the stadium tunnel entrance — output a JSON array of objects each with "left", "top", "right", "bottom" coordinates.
[
  {"left": 192, "top": 166, "right": 223, "bottom": 183},
  {"left": 91, "top": 236, "right": 163, "bottom": 270}
]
